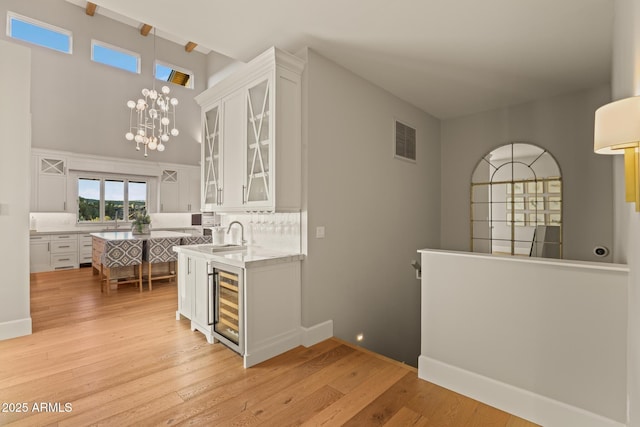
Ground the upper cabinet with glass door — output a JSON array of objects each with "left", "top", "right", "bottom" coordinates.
[
  {"left": 245, "top": 78, "right": 272, "bottom": 207},
  {"left": 202, "top": 103, "right": 221, "bottom": 211},
  {"left": 195, "top": 47, "right": 305, "bottom": 213}
]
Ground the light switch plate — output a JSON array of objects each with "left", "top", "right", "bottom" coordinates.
[{"left": 316, "top": 226, "right": 325, "bottom": 238}]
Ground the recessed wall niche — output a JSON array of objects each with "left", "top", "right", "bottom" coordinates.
[{"left": 471, "top": 142, "right": 562, "bottom": 258}]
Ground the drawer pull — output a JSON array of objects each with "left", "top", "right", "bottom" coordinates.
[{"left": 58, "top": 258, "right": 70, "bottom": 261}]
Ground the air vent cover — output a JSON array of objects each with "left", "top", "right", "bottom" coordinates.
[{"left": 395, "top": 120, "right": 416, "bottom": 161}]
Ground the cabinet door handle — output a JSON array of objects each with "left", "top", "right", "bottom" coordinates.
[
  {"left": 242, "top": 185, "right": 246, "bottom": 204},
  {"left": 214, "top": 272, "right": 220, "bottom": 324},
  {"left": 187, "top": 258, "right": 191, "bottom": 275},
  {"left": 48, "top": 242, "right": 50, "bottom": 252}
]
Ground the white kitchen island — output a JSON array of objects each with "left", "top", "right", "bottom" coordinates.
[{"left": 174, "top": 244, "right": 304, "bottom": 368}]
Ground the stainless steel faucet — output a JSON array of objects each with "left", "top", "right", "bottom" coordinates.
[{"left": 226, "top": 221, "right": 246, "bottom": 245}]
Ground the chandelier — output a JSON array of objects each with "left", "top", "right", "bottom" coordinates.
[{"left": 125, "top": 29, "right": 179, "bottom": 156}]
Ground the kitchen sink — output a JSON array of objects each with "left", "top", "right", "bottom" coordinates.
[{"left": 208, "top": 244, "right": 245, "bottom": 252}]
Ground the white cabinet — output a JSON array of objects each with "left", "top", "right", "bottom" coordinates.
[
  {"left": 196, "top": 47, "right": 304, "bottom": 213},
  {"left": 192, "top": 257, "right": 212, "bottom": 339},
  {"left": 202, "top": 103, "right": 222, "bottom": 207},
  {"left": 243, "top": 261, "right": 301, "bottom": 367},
  {"left": 34, "top": 156, "right": 67, "bottom": 212},
  {"left": 220, "top": 91, "right": 246, "bottom": 209},
  {"left": 50, "top": 234, "right": 78, "bottom": 270},
  {"left": 159, "top": 167, "right": 201, "bottom": 213},
  {"left": 174, "top": 247, "right": 302, "bottom": 367},
  {"left": 184, "top": 168, "right": 201, "bottom": 213},
  {"left": 176, "top": 252, "right": 213, "bottom": 342},
  {"left": 29, "top": 235, "right": 51, "bottom": 273},
  {"left": 159, "top": 170, "right": 180, "bottom": 213},
  {"left": 79, "top": 233, "right": 93, "bottom": 265},
  {"left": 29, "top": 233, "right": 79, "bottom": 272},
  {"left": 176, "top": 252, "right": 194, "bottom": 321}
]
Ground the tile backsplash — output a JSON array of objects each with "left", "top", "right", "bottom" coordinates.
[
  {"left": 29, "top": 212, "right": 194, "bottom": 231},
  {"left": 30, "top": 211, "right": 302, "bottom": 254},
  {"left": 219, "top": 212, "right": 301, "bottom": 253}
]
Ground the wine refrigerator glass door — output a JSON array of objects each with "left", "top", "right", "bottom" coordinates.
[{"left": 213, "top": 265, "right": 243, "bottom": 355}]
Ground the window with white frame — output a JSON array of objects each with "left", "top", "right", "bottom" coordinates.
[
  {"left": 7, "top": 12, "right": 72, "bottom": 54},
  {"left": 91, "top": 39, "right": 140, "bottom": 74},
  {"left": 77, "top": 176, "right": 148, "bottom": 223},
  {"left": 155, "top": 60, "right": 194, "bottom": 88}
]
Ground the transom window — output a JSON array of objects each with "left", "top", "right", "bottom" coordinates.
[
  {"left": 155, "top": 60, "right": 193, "bottom": 88},
  {"left": 7, "top": 12, "right": 72, "bottom": 54},
  {"left": 91, "top": 40, "right": 140, "bottom": 74},
  {"left": 78, "top": 176, "right": 147, "bottom": 223}
]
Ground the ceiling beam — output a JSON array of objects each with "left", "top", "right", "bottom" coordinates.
[
  {"left": 185, "top": 42, "right": 197, "bottom": 53},
  {"left": 85, "top": 2, "right": 97, "bottom": 16},
  {"left": 140, "top": 24, "right": 153, "bottom": 36}
]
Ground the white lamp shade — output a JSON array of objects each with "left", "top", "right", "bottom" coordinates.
[{"left": 594, "top": 96, "right": 640, "bottom": 154}]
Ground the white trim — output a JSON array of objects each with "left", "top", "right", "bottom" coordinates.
[
  {"left": 301, "top": 319, "right": 333, "bottom": 347},
  {"left": 74, "top": 173, "right": 150, "bottom": 224},
  {"left": 7, "top": 11, "right": 73, "bottom": 54},
  {"left": 0, "top": 317, "right": 32, "bottom": 341},
  {"left": 418, "top": 356, "right": 626, "bottom": 427},
  {"left": 417, "top": 248, "right": 629, "bottom": 272},
  {"left": 91, "top": 39, "right": 140, "bottom": 74},
  {"left": 244, "top": 328, "right": 302, "bottom": 368}
]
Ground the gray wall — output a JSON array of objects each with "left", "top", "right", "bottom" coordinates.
[
  {"left": 0, "top": 0, "right": 206, "bottom": 165},
  {"left": 441, "top": 85, "right": 614, "bottom": 262},
  {"left": 611, "top": 1, "right": 640, "bottom": 425},
  {"left": 301, "top": 49, "right": 441, "bottom": 366},
  {"left": 0, "top": 40, "right": 31, "bottom": 339}
]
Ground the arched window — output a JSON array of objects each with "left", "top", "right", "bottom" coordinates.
[{"left": 471, "top": 142, "right": 562, "bottom": 258}]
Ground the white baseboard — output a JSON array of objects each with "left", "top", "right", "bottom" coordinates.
[
  {"left": 0, "top": 317, "right": 32, "bottom": 341},
  {"left": 243, "top": 320, "right": 334, "bottom": 367},
  {"left": 244, "top": 328, "right": 302, "bottom": 368},
  {"left": 418, "top": 355, "right": 626, "bottom": 427},
  {"left": 300, "top": 319, "right": 333, "bottom": 347}
]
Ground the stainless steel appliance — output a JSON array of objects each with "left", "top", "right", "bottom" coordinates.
[{"left": 208, "top": 261, "right": 244, "bottom": 355}]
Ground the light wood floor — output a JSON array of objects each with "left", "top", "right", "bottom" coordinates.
[{"left": 0, "top": 268, "right": 539, "bottom": 426}]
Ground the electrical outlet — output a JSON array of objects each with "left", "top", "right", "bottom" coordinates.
[{"left": 316, "top": 226, "right": 325, "bottom": 238}]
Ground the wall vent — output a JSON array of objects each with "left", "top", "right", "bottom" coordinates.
[{"left": 394, "top": 120, "right": 416, "bottom": 161}]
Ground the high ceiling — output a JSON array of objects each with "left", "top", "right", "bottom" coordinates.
[{"left": 82, "top": 0, "right": 614, "bottom": 119}]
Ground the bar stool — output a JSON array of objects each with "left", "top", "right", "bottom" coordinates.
[
  {"left": 100, "top": 239, "right": 143, "bottom": 295},
  {"left": 143, "top": 237, "right": 182, "bottom": 291},
  {"left": 180, "top": 235, "right": 213, "bottom": 245}
]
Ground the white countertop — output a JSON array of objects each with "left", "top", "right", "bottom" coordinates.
[
  {"left": 30, "top": 226, "right": 197, "bottom": 235},
  {"left": 90, "top": 230, "right": 191, "bottom": 240},
  {"left": 174, "top": 244, "right": 304, "bottom": 268}
]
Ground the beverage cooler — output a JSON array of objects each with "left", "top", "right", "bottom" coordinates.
[{"left": 208, "top": 262, "right": 244, "bottom": 355}]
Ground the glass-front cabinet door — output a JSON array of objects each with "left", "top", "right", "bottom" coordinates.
[
  {"left": 245, "top": 78, "right": 272, "bottom": 207},
  {"left": 202, "top": 104, "right": 221, "bottom": 209}
]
